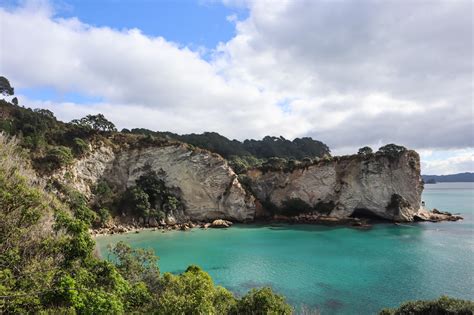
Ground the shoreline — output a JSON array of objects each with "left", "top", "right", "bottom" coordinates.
[{"left": 91, "top": 209, "right": 463, "bottom": 237}]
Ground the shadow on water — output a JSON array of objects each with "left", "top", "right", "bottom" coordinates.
[{"left": 234, "top": 222, "right": 373, "bottom": 233}]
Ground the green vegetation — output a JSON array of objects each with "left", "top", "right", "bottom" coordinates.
[
  {"left": 358, "top": 146, "right": 373, "bottom": 155},
  {"left": 0, "top": 133, "right": 292, "bottom": 314},
  {"left": 377, "top": 144, "right": 407, "bottom": 160},
  {"left": 0, "top": 94, "right": 329, "bottom": 175},
  {"left": 0, "top": 98, "right": 115, "bottom": 174},
  {"left": 121, "top": 169, "right": 182, "bottom": 223},
  {"left": 0, "top": 76, "right": 14, "bottom": 96},
  {"left": 71, "top": 113, "right": 117, "bottom": 132},
  {"left": 379, "top": 296, "right": 474, "bottom": 315},
  {"left": 229, "top": 155, "right": 265, "bottom": 174},
  {"left": 128, "top": 130, "right": 331, "bottom": 165},
  {"left": 42, "top": 145, "right": 75, "bottom": 171},
  {"left": 230, "top": 287, "right": 293, "bottom": 315}
]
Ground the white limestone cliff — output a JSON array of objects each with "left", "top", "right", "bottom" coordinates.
[
  {"left": 53, "top": 142, "right": 256, "bottom": 222},
  {"left": 246, "top": 151, "right": 424, "bottom": 222},
  {"left": 53, "top": 142, "right": 425, "bottom": 223}
]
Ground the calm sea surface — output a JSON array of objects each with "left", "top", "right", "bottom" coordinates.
[{"left": 96, "top": 182, "right": 474, "bottom": 314}]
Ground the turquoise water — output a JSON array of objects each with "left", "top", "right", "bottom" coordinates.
[{"left": 96, "top": 182, "right": 474, "bottom": 314}]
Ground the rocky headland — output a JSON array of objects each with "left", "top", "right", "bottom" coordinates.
[{"left": 50, "top": 139, "right": 461, "bottom": 236}]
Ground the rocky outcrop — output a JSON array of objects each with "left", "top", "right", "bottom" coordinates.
[
  {"left": 54, "top": 142, "right": 437, "bottom": 224},
  {"left": 414, "top": 208, "right": 463, "bottom": 222},
  {"left": 53, "top": 143, "right": 256, "bottom": 222},
  {"left": 246, "top": 151, "right": 424, "bottom": 222},
  {"left": 52, "top": 144, "right": 115, "bottom": 196}
]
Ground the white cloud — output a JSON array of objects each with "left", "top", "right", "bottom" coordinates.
[
  {"left": 421, "top": 150, "right": 474, "bottom": 175},
  {"left": 0, "top": 0, "right": 473, "bottom": 174}
]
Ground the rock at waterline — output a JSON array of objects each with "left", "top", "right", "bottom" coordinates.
[{"left": 210, "top": 219, "right": 233, "bottom": 228}]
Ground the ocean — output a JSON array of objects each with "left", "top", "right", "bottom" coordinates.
[{"left": 96, "top": 182, "right": 474, "bottom": 314}]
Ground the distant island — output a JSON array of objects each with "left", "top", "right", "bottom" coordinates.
[{"left": 422, "top": 172, "right": 474, "bottom": 183}]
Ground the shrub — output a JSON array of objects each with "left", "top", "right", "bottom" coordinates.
[
  {"left": 122, "top": 186, "right": 151, "bottom": 218},
  {"left": 261, "top": 157, "right": 288, "bottom": 173},
  {"left": 231, "top": 287, "right": 293, "bottom": 315},
  {"left": 229, "top": 155, "right": 263, "bottom": 174},
  {"left": 110, "top": 241, "right": 160, "bottom": 290},
  {"left": 379, "top": 296, "right": 474, "bottom": 315},
  {"left": 155, "top": 265, "right": 237, "bottom": 314},
  {"left": 377, "top": 144, "right": 407, "bottom": 159},
  {"left": 92, "top": 179, "right": 114, "bottom": 208},
  {"left": 72, "top": 137, "right": 89, "bottom": 156},
  {"left": 43, "top": 146, "right": 74, "bottom": 171},
  {"left": 96, "top": 208, "right": 111, "bottom": 226}
]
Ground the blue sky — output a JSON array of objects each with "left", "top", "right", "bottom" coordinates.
[
  {"left": 0, "top": 0, "right": 472, "bottom": 174},
  {"left": 2, "top": 0, "right": 247, "bottom": 103},
  {"left": 2, "top": 0, "right": 245, "bottom": 46},
  {"left": 56, "top": 0, "right": 246, "bottom": 47}
]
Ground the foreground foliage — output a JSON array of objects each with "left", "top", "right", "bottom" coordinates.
[
  {"left": 0, "top": 133, "right": 292, "bottom": 314},
  {"left": 379, "top": 296, "right": 474, "bottom": 315}
]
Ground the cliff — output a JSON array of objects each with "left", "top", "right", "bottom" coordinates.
[
  {"left": 53, "top": 142, "right": 256, "bottom": 222},
  {"left": 52, "top": 141, "right": 428, "bottom": 224},
  {"left": 246, "top": 151, "right": 424, "bottom": 222}
]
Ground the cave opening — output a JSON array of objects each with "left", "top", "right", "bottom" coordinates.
[{"left": 349, "top": 208, "right": 390, "bottom": 221}]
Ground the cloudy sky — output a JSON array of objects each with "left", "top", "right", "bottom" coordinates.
[{"left": 0, "top": 0, "right": 472, "bottom": 174}]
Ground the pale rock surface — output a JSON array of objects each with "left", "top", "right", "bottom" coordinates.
[
  {"left": 246, "top": 151, "right": 423, "bottom": 222},
  {"left": 54, "top": 143, "right": 256, "bottom": 222},
  {"left": 54, "top": 141, "right": 424, "bottom": 223}
]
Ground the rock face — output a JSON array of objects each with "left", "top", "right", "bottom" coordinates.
[
  {"left": 54, "top": 143, "right": 256, "bottom": 222},
  {"left": 246, "top": 151, "right": 424, "bottom": 222},
  {"left": 54, "top": 141, "right": 425, "bottom": 223}
]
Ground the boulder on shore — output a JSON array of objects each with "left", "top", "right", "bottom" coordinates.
[{"left": 210, "top": 219, "right": 233, "bottom": 228}]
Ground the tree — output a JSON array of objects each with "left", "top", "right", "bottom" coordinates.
[
  {"left": 110, "top": 241, "right": 160, "bottom": 290},
  {"left": 135, "top": 170, "right": 167, "bottom": 209},
  {"left": 33, "top": 108, "right": 56, "bottom": 120},
  {"left": 155, "top": 265, "right": 236, "bottom": 314},
  {"left": 71, "top": 114, "right": 117, "bottom": 132},
  {"left": 43, "top": 146, "right": 74, "bottom": 170},
  {"left": 0, "top": 76, "right": 14, "bottom": 96},
  {"left": 124, "top": 186, "right": 151, "bottom": 218},
  {"left": 377, "top": 144, "right": 407, "bottom": 157},
  {"left": 231, "top": 287, "right": 293, "bottom": 315},
  {"left": 358, "top": 146, "right": 373, "bottom": 155}
]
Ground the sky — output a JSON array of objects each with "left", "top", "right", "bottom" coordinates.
[{"left": 0, "top": 0, "right": 472, "bottom": 175}]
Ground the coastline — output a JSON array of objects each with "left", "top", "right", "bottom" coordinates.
[{"left": 91, "top": 208, "right": 463, "bottom": 237}]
